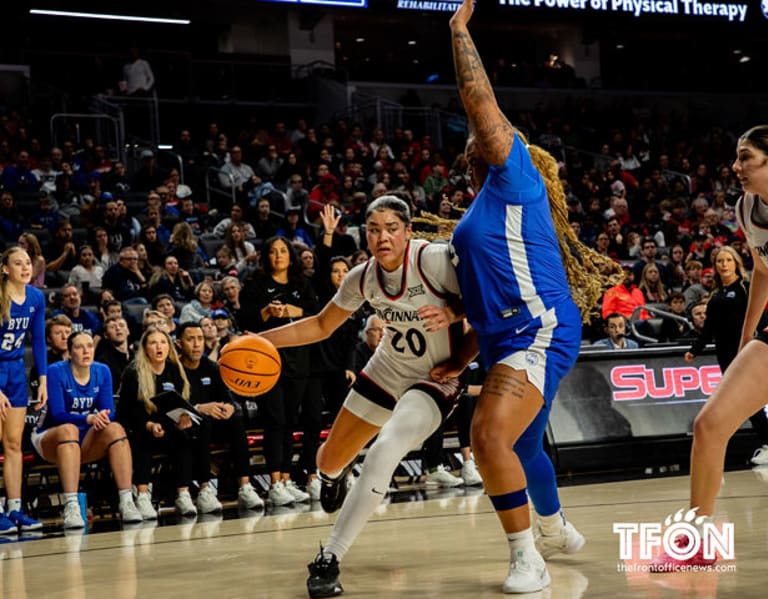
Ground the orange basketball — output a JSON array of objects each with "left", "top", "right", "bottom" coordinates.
[{"left": 218, "top": 335, "right": 281, "bottom": 397}]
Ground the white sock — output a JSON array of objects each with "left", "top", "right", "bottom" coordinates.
[
  {"left": 507, "top": 528, "right": 538, "bottom": 559},
  {"left": 326, "top": 390, "right": 441, "bottom": 561},
  {"left": 7, "top": 499, "right": 22, "bottom": 512},
  {"left": 64, "top": 493, "right": 78, "bottom": 505},
  {"left": 118, "top": 489, "right": 132, "bottom": 501},
  {"left": 538, "top": 510, "right": 566, "bottom": 536}
]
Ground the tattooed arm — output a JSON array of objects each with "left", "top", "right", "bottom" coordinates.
[{"left": 450, "top": 0, "right": 514, "bottom": 166}]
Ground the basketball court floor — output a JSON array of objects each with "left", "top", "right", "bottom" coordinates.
[{"left": 2, "top": 466, "right": 766, "bottom": 598}]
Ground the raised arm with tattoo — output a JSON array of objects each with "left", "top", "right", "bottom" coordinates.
[{"left": 450, "top": 0, "right": 512, "bottom": 165}]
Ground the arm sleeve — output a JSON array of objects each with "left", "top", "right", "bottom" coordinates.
[
  {"left": 30, "top": 288, "right": 48, "bottom": 376},
  {"left": 418, "top": 243, "right": 461, "bottom": 295}
]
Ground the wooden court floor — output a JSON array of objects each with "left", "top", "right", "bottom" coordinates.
[{"left": 2, "top": 468, "right": 768, "bottom": 598}]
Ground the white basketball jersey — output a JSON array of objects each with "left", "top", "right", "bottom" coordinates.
[
  {"left": 334, "top": 239, "right": 462, "bottom": 398},
  {"left": 736, "top": 193, "right": 768, "bottom": 267}
]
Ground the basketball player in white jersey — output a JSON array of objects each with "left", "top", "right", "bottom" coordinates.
[
  {"left": 256, "top": 198, "right": 464, "bottom": 597},
  {"left": 652, "top": 124, "right": 768, "bottom": 569}
]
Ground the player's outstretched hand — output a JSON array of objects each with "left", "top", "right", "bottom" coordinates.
[{"left": 450, "top": 0, "right": 475, "bottom": 30}]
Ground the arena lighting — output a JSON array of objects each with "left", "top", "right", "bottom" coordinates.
[
  {"left": 29, "top": 9, "right": 191, "bottom": 25},
  {"left": 157, "top": 145, "right": 173, "bottom": 150}
]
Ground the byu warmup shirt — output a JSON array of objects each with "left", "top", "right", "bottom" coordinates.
[{"left": 36, "top": 360, "right": 114, "bottom": 432}]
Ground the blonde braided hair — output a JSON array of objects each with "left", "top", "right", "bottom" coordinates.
[
  {"left": 524, "top": 138, "right": 623, "bottom": 322},
  {"left": 412, "top": 197, "right": 465, "bottom": 240}
]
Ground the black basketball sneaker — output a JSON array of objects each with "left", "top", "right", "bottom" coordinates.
[
  {"left": 307, "top": 546, "right": 343, "bottom": 598},
  {"left": 318, "top": 464, "right": 353, "bottom": 514}
]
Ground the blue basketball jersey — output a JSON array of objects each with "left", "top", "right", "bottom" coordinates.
[
  {"left": 450, "top": 134, "right": 574, "bottom": 342},
  {"left": 0, "top": 285, "right": 47, "bottom": 371},
  {"left": 36, "top": 360, "right": 114, "bottom": 432}
]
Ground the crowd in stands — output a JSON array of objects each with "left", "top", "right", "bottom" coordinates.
[{"left": 0, "top": 103, "right": 751, "bottom": 526}]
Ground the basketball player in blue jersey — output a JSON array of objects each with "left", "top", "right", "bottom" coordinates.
[
  {"left": 31, "top": 331, "right": 143, "bottom": 529},
  {"left": 0, "top": 247, "right": 48, "bottom": 533},
  {"left": 255, "top": 200, "right": 465, "bottom": 598},
  {"left": 443, "top": 0, "right": 621, "bottom": 592}
]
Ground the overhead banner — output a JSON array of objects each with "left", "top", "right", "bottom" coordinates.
[
  {"left": 393, "top": 0, "right": 765, "bottom": 22},
  {"left": 499, "top": 0, "right": 750, "bottom": 22}
]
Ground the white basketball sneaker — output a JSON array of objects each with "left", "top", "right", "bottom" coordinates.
[
  {"left": 503, "top": 549, "right": 551, "bottom": 594},
  {"left": 196, "top": 486, "right": 223, "bottom": 514},
  {"left": 119, "top": 496, "right": 143, "bottom": 524},
  {"left": 62, "top": 501, "right": 85, "bottom": 530},
  {"left": 238, "top": 483, "right": 265, "bottom": 510},
  {"left": 307, "top": 478, "right": 322, "bottom": 501},
  {"left": 534, "top": 520, "right": 586, "bottom": 559},
  {"left": 751, "top": 445, "right": 768, "bottom": 465},
  {"left": 425, "top": 465, "right": 463, "bottom": 488},
  {"left": 175, "top": 490, "right": 198, "bottom": 518},
  {"left": 268, "top": 481, "right": 295, "bottom": 506},
  {"left": 135, "top": 492, "right": 158, "bottom": 520},
  {"left": 461, "top": 459, "right": 483, "bottom": 486},
  {"left": 285, "top": 480, "right": 311, "bottom": 503}
]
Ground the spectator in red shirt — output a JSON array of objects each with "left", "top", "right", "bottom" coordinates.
[
  {"left": 602, "top": 264, "right": 648, "bottom": 321},
  {"left": 307, "top": 174, "right": 339, "bottom": 222}
]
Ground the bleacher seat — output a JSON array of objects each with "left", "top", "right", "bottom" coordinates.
[
  {"left": 123, "top": 302, "right": 148, "bottom": 324},
  {"left": 200, "top": 238, "right": 225, "bottom": 259},
  {"left": 17, "top": 191, "right": 41, "bottom": 211}
]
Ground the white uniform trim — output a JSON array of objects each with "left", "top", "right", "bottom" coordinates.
[
  {"left": 498, "top": 307, "right": 557, "bottom": 397},
  {"left": 505, "top": 204, "right": 546, "bottom": 319}
]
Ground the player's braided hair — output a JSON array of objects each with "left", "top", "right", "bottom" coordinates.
[
  {"left": 523, "top": 134, "right": 622, "bottom": 322},
  {"left": 412, "top": 202, "right": 465, "bottom": 240}
]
